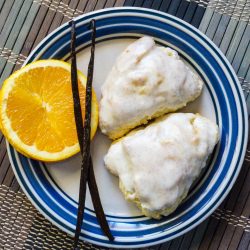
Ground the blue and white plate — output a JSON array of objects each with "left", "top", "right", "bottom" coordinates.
[{"left": 9, "top": 7, "right": 248, "bottom": 248}]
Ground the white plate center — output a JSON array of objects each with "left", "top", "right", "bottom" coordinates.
[{"left": 46, "top": 38, "right": 216, "bottom": 217}]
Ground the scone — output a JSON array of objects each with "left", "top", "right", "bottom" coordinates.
[
  {"left": 99, "top": 36, "right": 203, "bottom": 139},
  {"left": 104, "top": 113, "right": 219, "bottom": 219}
]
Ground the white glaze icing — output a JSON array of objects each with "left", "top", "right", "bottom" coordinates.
[
  {"left": 99, "top": 36, "right": 203, "bottom": 139},
  {"left": 104, "top": 113, "right": 219, "bottom": 218}
]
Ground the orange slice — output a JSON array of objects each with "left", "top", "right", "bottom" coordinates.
[{"left": 0, "top": 60, "right": 98, "bottom": 162}]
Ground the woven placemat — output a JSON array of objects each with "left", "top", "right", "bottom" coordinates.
[
  {"left": 0, "top": 185, "right": 104, "bottom": 250},
  {"left": 1, "top": 183, "right": 250, "bottom": 250},
  {"left": 0, "top": 0, "right": 250, "bottom": 249}
]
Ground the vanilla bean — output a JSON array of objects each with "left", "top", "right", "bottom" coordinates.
[
  {"left": 88, "top": 157, "right": 114, "bottom": 241},
  {"left": 70, "top": 20, "right": 92, "bottom": 249},
  {"left": 70, "top": 19, "right": 113, "bottom": 249}
]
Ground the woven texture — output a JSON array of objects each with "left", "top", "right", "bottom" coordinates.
[
  {"left": 0, "top": 0, "right": 249, "bottom": 249},
  {"left": 0, "top": 185, "right": 102, "bottom": 250}
]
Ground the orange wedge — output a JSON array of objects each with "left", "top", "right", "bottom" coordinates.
[{"left": 0, "top": 60, "right": 98, "bottom": 162}]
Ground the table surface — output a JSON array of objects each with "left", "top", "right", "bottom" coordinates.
[{"left": 0, "top": 0, "right": 250, "bottom": 249}]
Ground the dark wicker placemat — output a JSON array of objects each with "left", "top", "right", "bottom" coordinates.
[
  {"left": 0, "top": 0, "right": 249, "bottom": 249},
  {"left": 0, "top": 185, "right": 103, "bottom": 250}
]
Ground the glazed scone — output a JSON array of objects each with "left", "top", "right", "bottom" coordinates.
[
  {"left": 99, "top": 36, "right": 203, "bottom": 139},
  {"left": 104, "top": 113, "right": 219, "bottom": 219}
]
